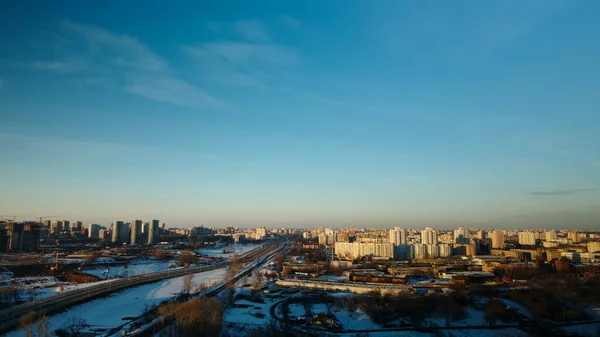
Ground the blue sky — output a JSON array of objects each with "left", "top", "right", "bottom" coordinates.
[{"left": 1, "top": 0, "right": 599, "bottom": 229}]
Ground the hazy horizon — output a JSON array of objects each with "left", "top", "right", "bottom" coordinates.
[{"left": 1, "top": 1, "right": 599, "bottom": 229}]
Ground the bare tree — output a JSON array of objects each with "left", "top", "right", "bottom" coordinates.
[
  {"left": 252, "top": 269, "right": 264, "bottom": 291},
  {"left": 274, "top": 252, "right": 284, "bottom": 272},
  {"left": 19, "top": 311, "right": 37, "bottom": 337},
  {"left": 62, "top": 316, "right": 89, "bottom": 336},
  {"left": 179, "top": 251, "right": 194, "bottom": 266},
  {"left": 182, "top": 274, "right": 194, "bottom": 296},
  {"left": 230, "top": 254, "right": 241, "bottom": 273},
  {"left": 36, "top": 313, "right": 50, "bottom": 337}
]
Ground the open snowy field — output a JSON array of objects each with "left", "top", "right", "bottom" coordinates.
[{"left": 5, "top": 268, "right": 228, "bottom": 337}]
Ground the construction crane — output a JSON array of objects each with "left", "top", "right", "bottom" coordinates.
[
  {"left": 0, "top": 215, "right": 19, "bottom": 222},
  {"left": 37, "top": 215, "right": 57, "bottom": 225}
]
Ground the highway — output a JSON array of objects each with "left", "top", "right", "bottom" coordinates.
[{"left": 0, "top": 242, "right": 276, "bottom": 335}]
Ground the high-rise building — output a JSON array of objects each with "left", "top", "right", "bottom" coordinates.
[
  {"left": 518, "top": 231, "right": 537, "bottom": 246},
  {"left": 438, "top": 244, "right": 453, "bottom": 257},
  {"left": 71, "top": 221, "right": 83, "bottom": 232},
  {"left": 454, "top": 226, "right": 469, "bottom": 244},
  {"left": 131, "top": 220, "right": 142, "bottom": 244},
  {"left": 421, "top": 226, "right": 437, "bottom": 245},
  {"left": 545, "top": 230, "right": 558, "bottom": 241},
  {"left": 254, "top": 227, "right": 267, "bottom": 241},
  {"left": 466, "top": 244, "right": 477, "bottom": 257},
  {"left": 475, "top": 230, "right": 485, "bottom": 240},
  {"left": 325, "top": 228, "right": 337, "bottom": 245},
  {"left": 588, "top": 242, "right": 600, "bottom": 253},
  {"left": 302, "top": 231, "right": 311, "bottom": 239},
  {"left": 568, "top": 231, "right": 581, "bottom": 243},
  {"left": 50, "top": 221, "right": 62, "bottom": 235},
  {"left": 7, "top": 223, "right": 40, "bottom": 251},
  {"left": 426, "top": 244, "right": 439, "bottom": 258},
  {"left": 88, "top": 224, "right": 101, "bottom": 239},
  {"left": 490, "top": 230, "right": 505, "bottom": 249},
  {"left": 394, "top": 244, "right": 411, "bottom": 260},
  {"left": 148, "top": 219, "right": 160, "bottom": 244},
  {"left": 112, "top": 221, "right": 126, "bottom": 244},
  {"left": 413, "top": 244, "right": 427, "bottom": 259},
  {"left": 389, "top": 227, "right": 406, "bottom": 245}
]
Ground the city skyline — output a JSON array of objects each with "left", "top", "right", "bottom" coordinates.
[{"left": 1, "top": 1, "right": 599, "bottom": 228}]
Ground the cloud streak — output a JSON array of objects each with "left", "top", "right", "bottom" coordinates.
[
  {"left": 234, "top": 20, "right": 271, "bottom": 42},
  {"left": 529, "top": 188, "right": 596, "bottom": 196},
  {"left": 24, "top": 21, "right": 225, "bottom": 109},
  {"left": 184, "top": 19, "right": 299, "bottom": 88}
]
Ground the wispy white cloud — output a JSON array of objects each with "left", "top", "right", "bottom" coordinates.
[
  {"left": 22, "top": 21, "right": 225, "bottom": 109},
  {"left": 234, "top": 20, "right": 270, "bottom": 42},
  {"left": 369, "top": 1, "right": 569, "bottom": 61},
  {"left": 125, "top": 77, "right": 228, "bottom": 109},
  {"left": 15, "top": 59, "right": 87, "bottom": 72},
  {"left": 280, "top": 15, "right": 300, "bottom": 29},
  {"left": 184, "top": 19, "right": 299, "bottom": 87},
  {"left": 62, "top": 20, "right": 166, "bottom": 72}
]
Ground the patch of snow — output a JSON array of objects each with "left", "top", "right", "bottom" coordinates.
[{"left": 333, "top": 308, "right": 380, "bottom": 330}]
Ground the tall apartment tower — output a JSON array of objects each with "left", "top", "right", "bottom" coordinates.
[
  {"left": 421, "top": 226, "right": 437, "bottom": 245},
  {"left": 454, "top": 226, "right": 469, "bottom": 244},
  {"left": 148, "top": 219, "right": 160, "bottom": 244},
  {"left": 490, "top": 230, "right": 505, "bottom": 249},
  {"left": 389, "top": 227, "right": 406, "bottom": 245},
  {"left": 131, "top": 219, "right": 143, "bottom": 244},
  {"left": 545, "top": 230, "right": 558, "bottom": 241},
  {"left": 88, "top": 224, "right": 101, "bottom": 238},
  {"left": 112, "top": 221, "right": 125, "bottom": 244}
]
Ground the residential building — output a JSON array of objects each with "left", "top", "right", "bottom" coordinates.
[
  {"left": 334, "top": 242, "right": 394, "bottom": 260},
  {"left": 7, "top": 223, "right": 40, "bottom": 251},
  {"left": 545, "top": 230, "right": 558, "bottom": 241},
  {"left": 568, "top": 231, "right": 581, "bottom": 243},
  {"left": 71, "top": 221, "right": 83, "bottom": 232},
  {"left": 88, "top": 224, "right": 101, "bottom": 239},
  {"left": 490, "top": 230, "right": 505, "bottom": 249},
  {"left": 254, "top": 227, "right": 267, "bottom": 241},
  {"left": 518, "top": 231, "right": 537, "bottom": 246},
  {"left": 454, "top": 226, "right": 469, "bottom": 244},
  {"left": 131, "top": 219, "right": 142, "bottom": 244},
  {"left": 421, "top": 226, "right": 437, "bottom": 245},
  {"left": 148, "top": 219, "right": 160, "bottom": 244},
  {"left": 588, "top": 242, "right": 600, "bottom": 253},
  {"left": 438, "top": 244, "right": 453, "bottom": 257},
  {"left": 389, "top": 227, "right": 406, "bottom": 245},
  {"left": 413, "top": 244, "right": 427, "bottom": 259},
  {"left": 112, "top": 221, "right": 127, "bottom": 244}
]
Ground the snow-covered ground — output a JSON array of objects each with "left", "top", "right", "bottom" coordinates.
[
  {"left": 5, "top": 268, "right": 228, "bottom": 337},
  {"left": 287, "top": 303, "right": 305, "bottom": 320},
  {"left": 81, "top": 260, "right": 179, "bottom": 279},
  {"left": 333, "top": 308, "right": 380, "bottom": 330},
  {"left": 311, "top": 303, "right": 328, "bottom": 315},
  {"left": 196, "top": 243, "right": 263, "bottom": 259}
]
